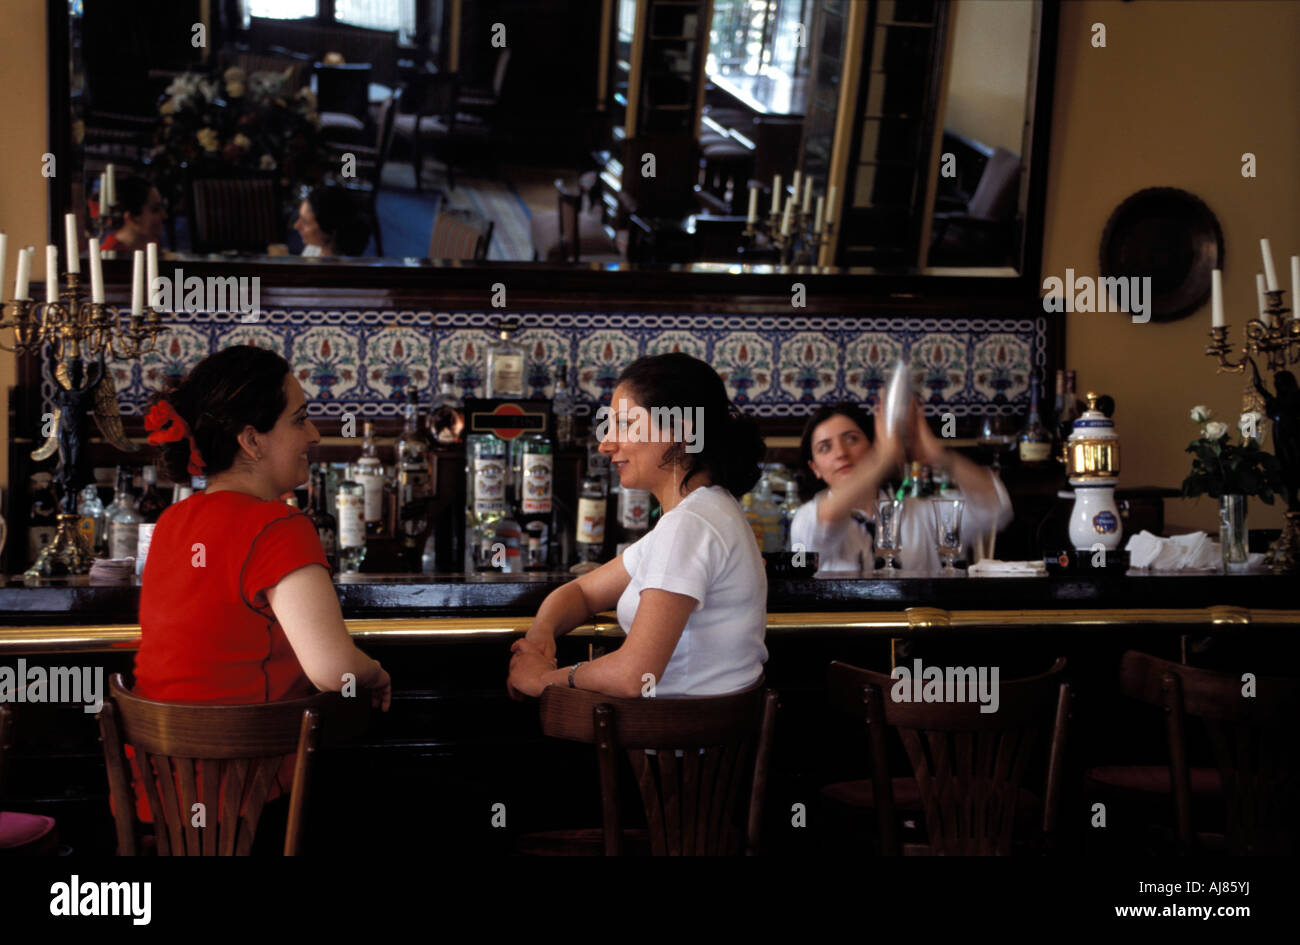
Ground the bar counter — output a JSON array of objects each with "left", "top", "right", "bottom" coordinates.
[{"left": 2, "top": 569, "right": 1296, "bottom": 856}]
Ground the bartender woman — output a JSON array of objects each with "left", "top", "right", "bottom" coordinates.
[{"left": 791, "top": 400, "right": 1012, "bottom": 571}]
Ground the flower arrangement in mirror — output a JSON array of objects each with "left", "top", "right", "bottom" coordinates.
[
  {"left": 1182, "top": 405, "right": 1283, "bottom": 502},
  {"left": 149, "top": 67, "right": 326, "bottom": 223}
]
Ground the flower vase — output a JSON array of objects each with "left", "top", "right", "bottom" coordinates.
[{"left": 1219, "top": 494, "right": 1248, "bottom": 572}]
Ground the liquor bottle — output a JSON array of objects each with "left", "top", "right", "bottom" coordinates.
[
  {"left": 103, "top": 466, "right": 129, "bottom": 527},
  {"left": 429, "top": 372, "right": 465, "bottom": 446},
  {"left": 336, "top": 478, "right": 366, "bottom": 572},
  {"left": 552, "top": 362, "right": 576, "bottom": 449},
  {"left": 575, "top": 469, "right": 608, "bottom": 563},
  {"left": 485, "top": 320, "right": 526, "bottom": 399},
  {"left": 753, "top": 476, "right": 784, "bottom": 553},
  {"left": 616, "top": 487, "right": 651, "bottom": 554},
  {"left": 518, "top": 432, "right": 554, "bottom": 570},
  {"left": 396, "top": 387, "right": 432, "bottom": 554},
  {"left": 353, "top": 421, "right": 389, "bottom": 538},
  {"left": 1018, "top": 374, "right": 1053, "bottom": 464},
  {"left": 107, "top": 490, "right": 142, "bottom": 560},
  {"left": 27, "top": 473, "right": 59, "bottom": 563},
  {"left": 307, "top": 467, "right": 339, "bottom": 571},
  {"left": 138, "top": 465, "right": 168, "bottom": 523},
  {"left": 466, "top": 433, "right": 508, "bottom": 569},
  {"left": 77, "top": 484, "right": 105, "bottom": 555}
]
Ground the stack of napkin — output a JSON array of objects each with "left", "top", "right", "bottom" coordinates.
[
  {"left": 967, "top": 559, "right": 1048, "bottom": 577},
  {"left": 1125, "top": 530, "right": 1265, "bottom": 571},
  {"left": 89, "top": 558, "right": 135, "bottom": 584}
]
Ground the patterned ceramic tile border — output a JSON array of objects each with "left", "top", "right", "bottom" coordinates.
[{"left": 44, "top": 309, "right": 1047, "bottom": 421}]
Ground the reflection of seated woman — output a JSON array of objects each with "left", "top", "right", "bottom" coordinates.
[
  {"left": 791, "top": 401, "right": 1012, "bottom": 572},
  {"left": 293, "top": 186, "right": 371, "bottom": 257},
  {"left": 508, "top": 353, "right": 768, "bottom": 699},
  {"left": 100, "top": 178, "right": 166, "bottom": 253}
]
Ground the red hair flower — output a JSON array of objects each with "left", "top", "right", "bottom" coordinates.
[{"left": 145, "top": 400, "right": 206, "bottom": 477}]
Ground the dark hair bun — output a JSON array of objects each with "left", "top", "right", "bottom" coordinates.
[
  {"left": 148, "top": 345, "right": 290, "bottom": 483},
  {"left": 722, "top": 409, "right": 765, "bottom": 496}
]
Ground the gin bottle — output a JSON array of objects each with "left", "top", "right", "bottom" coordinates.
[
  {"left": 429, "top": 372, "right": 465, "bottom": 445},
  {"left": 353, "top": 420, "right": 389, "bottom": 537},
  {"left": 519, "top": 432, "right": 554, "bottom": 569},
  {"left": 336, "top": 478, "right": 366, "bottom": 572},
  {"left": 107, "top": 492, "right": 142, "bottom": 560},
  {"left": 485, "top": 321, "right": 526, "bottom": 398},
  {"left": 466, "top": 433, "right": 508, "bottom": 567}
]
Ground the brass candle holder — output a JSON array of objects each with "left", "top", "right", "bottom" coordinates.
[
  {"left": 1204, "top": 288, "right": 1300, "bottom": 572},
  {"left": 743, "top": 207, "right": 834, "bottom": 267},
  {"left": 0, "top": 261, "right": 170, "bottom": 580}
]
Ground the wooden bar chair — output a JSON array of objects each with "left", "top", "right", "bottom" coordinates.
[
  {"left": 0, "top": 706, "right": 59, "bottom": 855},
  {"left": 427, "top": 206, "right": 494, "bottom": 261},
  {"left": 1104, "top": 650, "right": 1300, "bottom": 855},
  {"left": 524, "top": 681, "right": 779, "bottom": 855},
  {"left": 96, "top": 674, "right": 356, "bottom": 856},
  {"left": 825, "top": 658, "right": 1070, "bottom": 855}
]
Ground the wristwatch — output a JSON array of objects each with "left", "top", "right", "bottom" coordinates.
[{"left": 568, "top": 662, "right": 585, "bottom": 688}]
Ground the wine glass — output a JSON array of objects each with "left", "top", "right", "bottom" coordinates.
[
  {"left": 934, "top": 497, "right": 965, "bottom": 572},
  {"left": 977, "top": 416, "right": 1017, "bottom": 472},
  {"left": 875, "top": 498, "right": 904, "bottom": 571}
]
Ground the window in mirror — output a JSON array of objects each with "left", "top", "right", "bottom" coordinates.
[
  {"left": 708, "top": 0, "right": 811, "bottom": 79},
  {"left": 245, "top": 0, "right": 320, "bottom": 21},
  {"left": 335, "top": 0, "right": 417, "bottom": 38}
]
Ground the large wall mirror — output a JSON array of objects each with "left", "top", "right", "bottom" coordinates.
[{"left": 50, "top": 0, "right": 1056, "bottom": 288}]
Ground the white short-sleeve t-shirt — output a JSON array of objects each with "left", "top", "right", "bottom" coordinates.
[{"left": 618, "top": 485, "right": 768, "bottom": 697}]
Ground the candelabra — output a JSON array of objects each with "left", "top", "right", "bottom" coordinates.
[
  {"left": 1204, "top": 288, "right": 1300, "bottom": 572},
  {"left": 0, "top": 250, "right": 168, "bottom": 580},
  {"left": 744, "top": 207, "right": 835, "bottom": 267}
]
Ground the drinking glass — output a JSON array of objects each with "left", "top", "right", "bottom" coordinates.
[
  {"left": 875, "top": 498, "right": 904, "bottom": 571},
  {"left": 977, "top": 416, "right": 1017, "bottom": 471},
  {"left": 934, "top": 497, "right": 965, "bottom": 571}
]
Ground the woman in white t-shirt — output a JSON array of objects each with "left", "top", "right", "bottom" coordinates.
[
  {"left": 790, "top": 401, "right": 1012, "bottom": 572},
  {"left": 508, "top": 353, "right": 768, "bottom": 699}
]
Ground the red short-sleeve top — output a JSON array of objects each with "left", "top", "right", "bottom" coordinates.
[{"left": 136, "top": 490, "right": 331, "bottom": 704}]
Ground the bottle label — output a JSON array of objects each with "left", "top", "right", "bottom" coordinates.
[
  {"left": 490, "top": 354, "right": 524, "bottom": 397},
  {"left": 135, "top": 523, "right": 156, "bottom": 575},
  {"left": 78, "top": 516, "right": 97, "bottom": 547},
  {"left": 1019, "top": 441, "right": 1051, "bottom": 462},
  {"left": 619, "top": 489, "right": 650, "bottom": 530},
  {"left": 1093, "top": 510, "right": 1118, "bottom": 534},
  {"left": 473, "top": 457, "right": 506, "bottom": 515},
  {"left": 108, "top": 521, "right": 139, "bottom": 560},
  {"left": 337, "top": 493, "right": 366, "bottom": 548},
  {"left": 577, "top": 497, "right": 606, "bottom": 544},
  {"left": 522, "top": 453, "right": 553, "bottom": 514}
]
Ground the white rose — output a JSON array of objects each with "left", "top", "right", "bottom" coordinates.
[
  {"left": 1204, "top": 421, "right": 1229, "bottom": 440},
  {"left": 1239, "top": 411, "right": 1265, "bottom": 440},
  {"left": 1190, "top": 405, "right": 1212, "bottom": 424}
]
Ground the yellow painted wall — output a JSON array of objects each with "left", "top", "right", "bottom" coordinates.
[
  {"left": 0, "top": 0, "right": 48, "bottom": 498},
  {"left": 943, "top": 0, "right": 1035, "bottom": 154},
  {"left": 1047, "top": 0, "right": 1300, "bottom": 534}
]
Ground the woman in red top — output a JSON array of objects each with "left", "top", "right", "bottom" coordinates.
[
  {"left": 99, "top": 177, "right": 166, "bottom": 254},
  {"left": 134, "top": 345, "right": 390, "bottom": 822}
]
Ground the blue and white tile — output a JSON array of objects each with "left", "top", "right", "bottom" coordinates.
[
  {"left": 842, "top": 333, "right": 904, "bottom": 405},
  {"left": 910, "top": 333, "right": 967, "bottom": 404},
  {"left": 292, "top": 326, "right": 361, "bottom": 401},
  {"left": 575, "top": 330, "right": 639, "bottom": 403},
  {"left": 713, "top": 332, "right": 774, "bottom": 405},
  {"left": 365, "top": 327, "right": 433, "bottom": 399},
  {"left": 777, "top": 332, "right": 838, "bottom": 404},
  {"left": 971, "top": 333, "right": 1031, "bottom": 403}
]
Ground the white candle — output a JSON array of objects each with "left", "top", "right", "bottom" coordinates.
[
  {"left": 14, "top": 245, "right": 31, "bottom": 300},
  {"left": 89, "top": 238, "right": 104, "bottom": 304},
  {"left": 1257, "top": 273, "right": 1270, "bottom": 325},
  {"left": 780, "top": 199, "right": 793, "bottom": 236},
  {"left": 802, "top": 181, "right": 813, "bottom": 215},
  {"left": 814, "top": 195, "right": 825, "bottom": 234},
  {"left": 105, "top": 163, "right": 116, "bottom": 208},
  {"left": 1210, "top": 269, "right": 1224, "bottom": 328},
  {"left": 131, "top": 250, "right": 144, "bottom": 315},
  {"left": 98, "top": 173, "right": 107, "bottom": 216},
  {"left": 826, "top": 184, "right": 837, "bottom": 223},
  {"left": 147, "top": 242, "right": 159, "bottom": 306},
  {"left": 63, "top": 213, "right": 79, "bottom": 273},
  {"left": 746, "top": 186, "right": 758, "bottom": 224},
  {"left": 0, "top": 232, "right": 7, "bottom": 303},
  {"left": 1260, "top": 238, "right": 1279, "bottom": 291},
  {"left": 1291, "top": 256, "right": 1299, "bottom": 318},
  {"left": 45, "top": 245, "right": 58, "bottom": 303},
  {"left": 771, "top": 175, "right": 782, "bottom": 216},
  {"left": 791, "top": 171, "right": 802, "bottom": 206}
]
